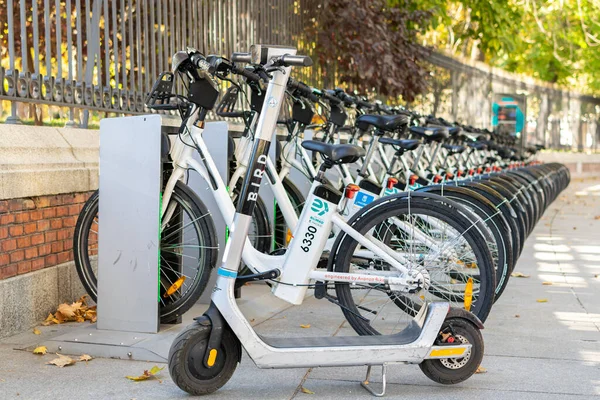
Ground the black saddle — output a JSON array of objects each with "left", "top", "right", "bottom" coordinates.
[
  {"left": 448, "top": 127, "right": 461, "bottom": 136},
  {"left": 467, "top": 141, "right": 487, "bottom": 151},
  {"left": 379, "top": 137, "right": 421, "bottom": 151},
  {"left": 442, "top": 144, "right": 465, "bottom": 154},
  {"left": 302, "top": 140, "right": 366, "bottom": 164},
  {"left": 408, "top": 126, "right": 449, "bottom": 142},
  {"left": 356, "top": 114, "right": 409, "bottom": 133}
]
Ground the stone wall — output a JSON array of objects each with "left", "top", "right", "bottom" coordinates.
[{"left": 0, "top": 124, "right": 98, "bottom": 338}]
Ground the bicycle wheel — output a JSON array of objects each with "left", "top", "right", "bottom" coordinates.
[
  {"left": 332, "top": 192, "right": 495, "bottom": 336},
  {"left": 417, "top": 185, "right": 513, "bottom": 300},
  {"left": 74, "top": 181, "right": 218, "bottom": 323}
]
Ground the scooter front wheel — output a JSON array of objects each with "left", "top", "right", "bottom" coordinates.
[
  {"left": 419, "top": 317, "right": 484, "bottom": 385},
  {"left": 168, "top": 322, "right": 241, "bottom": 395}
]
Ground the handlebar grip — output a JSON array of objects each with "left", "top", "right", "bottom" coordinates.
[
  {"left": 355, "top": 98, "right": 374, "bottom": 109},
  {"left": 232, "top": 52, "right": 252, "bottom": 63},
  {"left": 233, "top": 66, "right": 261, "bottom": 83},
  {"left": 280, "top": 54, "right": 313, "bottom": 67},
  {"left": 322, "top": 90, "right": 342, "bottom": 105},
  {"left": 288, "top": 78, "right": 319, "bottom": 102},
  {"left": 190, "top": 53, "right": 210, "bottom": 70},
  {"left": 297, "top": 82, "right": 319, "bottom": 103}
]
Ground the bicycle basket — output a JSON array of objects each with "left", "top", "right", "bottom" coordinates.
[
  {"left": 215, "top": 86, "right": 245, "bottom": 118},
  {"left": 145, "top": 72, "right": 178, "bottom": 110}
]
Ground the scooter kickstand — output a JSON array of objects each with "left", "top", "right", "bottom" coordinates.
[{"left": 361, "top": 364, "right": 387, "bottom": 397}]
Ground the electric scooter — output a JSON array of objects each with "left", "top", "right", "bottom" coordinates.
[{"left": 168, "top": 44, "right": 485, "bottom": 397}]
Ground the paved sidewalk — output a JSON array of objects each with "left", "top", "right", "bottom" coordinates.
[{"left": 1, "top": 177, "right": 599, "bottom": 399}]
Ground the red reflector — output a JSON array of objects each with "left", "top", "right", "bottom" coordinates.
[
  {"left": 345, "top": 184, "right": 360, "bottom": 199},
  {"left": 468, "top": 169, "right": 475, "bottom": 176},
  {"left": 386, "top": 177, "right": 398, "bottom": 189},
  {"left": 445, "top": 172, "right": 454, "bottom": 180},
  {"left": 457, "top": 170, "right": 463, "bottom": 177},
  {"left": 409, "top": 174, "right": 419, "bottom": 185},
  {"left": 447, "top": 336, "right": 455, "bottom": 343},
  {"left": 433, "top": 174, "right": 442, "bottom": 183},
  {"left": 477, "top": 167, "right": 483, "bottom": 174}
]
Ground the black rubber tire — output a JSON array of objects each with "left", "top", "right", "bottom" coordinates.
[
  {"left": 419, "top": 317, "right": 484, "bottom": 385},
  {"left": 168, "top": 322, "right": 240, "bottom": 396},
  {"left": 73, "top": 182, "right": 218, "bottom": 323},
  {"left": 333, "top": 193, "right": 495, "bottom": 335}
]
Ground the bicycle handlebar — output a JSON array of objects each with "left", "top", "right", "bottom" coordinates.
[{"left": 287, "top": 78, "right": 319, "bottom": 102}]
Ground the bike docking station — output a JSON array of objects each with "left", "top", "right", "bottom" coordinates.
[{"left": 40, "top": 115, "right": 230, "bottom": 362}]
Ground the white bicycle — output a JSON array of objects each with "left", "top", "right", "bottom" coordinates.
[{"left": 73, "top": 49, "right": 496, "bottom": 327}]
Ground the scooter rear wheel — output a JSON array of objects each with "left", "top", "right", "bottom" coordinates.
[
  {"left": 168, "top": 322, "right": 240, "bottom": 395},
  {"left": 419, "top": 317, "right": 484, "bottom": 385}
]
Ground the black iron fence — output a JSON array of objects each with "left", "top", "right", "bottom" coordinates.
[
  {"left": 1, "top": 1, "right": 599, "bottom": 150},
  {"left": 0, "top": 0, "right": 312, "bottom": 125}
]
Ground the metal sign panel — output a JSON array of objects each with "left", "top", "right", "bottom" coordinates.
[{"left": 97, "top": 115, "right": 162, "bottom": 333}]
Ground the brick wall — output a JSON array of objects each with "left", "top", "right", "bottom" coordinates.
[{"left": 0, "top": 192, "right": 95, "bottom": 280}]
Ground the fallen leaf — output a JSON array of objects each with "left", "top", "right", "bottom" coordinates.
[
  {"left": 33, "top": 328, "right": 41, "bottom": 335},
  {"left": 594, "top": 215, "right": 600, "bottom": 220},
  {"left": 300, "top": 324, "right": 311, "bottom": 329},
  {"left": 536, "top": 299, "right": 548, "bottom": 303},
  {"left": 57, "top": 303, "right": 76, "bottom": 318},
  {"left": 80, "top": 354, "right": 93, "bottom": 362},
  {"left": 126, "top": 366, "right": 164, "bottom": 381},
  {"left": 47, "top": 353, "right": 76, "bottom": 368},
  {"left": 573, "top": 227, "right": 577, "bottom": 230},
  {"left": 511, "top": 272, "right": 530, "bottom": 278},
  {"left": 125, "top": 373, "right": 151, "bottom": 382},
  {"left": 542, "top": 281, "right": 553, "bottom": 285},
  {"left": 515, "top": 315, "right": 520, "bottom": 318},
  {"left": 148, "top": 366, "right": 164, "bottom": 375},
  {"left": 33, "top": 346, "right": 47, "bottom": 355},
  {"left": 475, "top": 366, "right": 487, "bottom": 374},
  {"left": 300, "top": 387, "right": 315, "bottom": 394}
]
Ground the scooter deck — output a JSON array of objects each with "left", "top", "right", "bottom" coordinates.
[
  {"left": 224, "top": 302, "right": 470, "bottom": 369},
  {"left": 261, "top": 320, "right": 421, "bottom": 348}
]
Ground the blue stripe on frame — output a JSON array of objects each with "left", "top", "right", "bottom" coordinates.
[{"left": 217, "top": 268, "right": 238, "bottom": 279}]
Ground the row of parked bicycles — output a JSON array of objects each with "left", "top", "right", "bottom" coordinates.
[{"left": 73, "top": 45, "right": 569, "bottom": 396}]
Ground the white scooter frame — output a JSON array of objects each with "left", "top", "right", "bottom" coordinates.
[{"left": 168, "top": 45, "right": 483, "bottom": 398}]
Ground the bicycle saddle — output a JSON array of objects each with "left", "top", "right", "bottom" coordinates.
[
  {"left": 378, "top": 137, "right": 421, "bottom": 151},
  {"left": 467, "top": 141, "right": 487, "bottom": 151},
  {"left": 408, "top": 126, "right": 449, "bottom": 142},
  {"left": 356, "top": 114, "right": 409, "bottom": 133},
  {"left": 442, "top": 144, "right": 465, "bottom": 154},
  {"left": 447, "top": 127, "right": 461, "bottom": 136},
  {"left": 301, "top": 140, "right": 366, "bottom": 164}
]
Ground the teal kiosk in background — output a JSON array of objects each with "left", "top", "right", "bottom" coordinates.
[{"left": 492, "top": 94, "right": 527, "bottom": 152}]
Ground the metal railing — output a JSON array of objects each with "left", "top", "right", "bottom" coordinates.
[{"left": 0, "top": 0, "right": 310, "bottom": 125}]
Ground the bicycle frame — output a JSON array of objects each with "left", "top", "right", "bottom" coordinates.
[{"left": 160, "top": 106, "right": 419, "bottom": 306}]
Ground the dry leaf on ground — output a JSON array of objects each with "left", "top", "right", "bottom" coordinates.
[
  {"left": 300, "top": 387, "right": 315, "bottom": 394},
  {"left": 515, "top": 315, "right": 520, "bottom": 318},
  {"left": 33, "top": 328, "right": 41, "bottom": 335},
  {"left": 299, "top": 324, "right": 311, "bottom": 329},
  {"left": 42, "top": 296, "right": 97, "bottom": 326},
  {"left": 536, "top": 299, "right": 548, "bottom": 303},
  {"left": 47, "top": 354, "right": 76, "bottom": 368},
  {"left": 126, "top": 366, "right": 164, "bottom": 381},
  {"left": 80, "top": 354, "right": 93, "bottom": 362},
  {"left": 594, "top": 215, "right": 600, "bottom": 220},
  {"left": 475, "top": 366, "right": 487, "bottom": 374},
  {"left": 33, "top": 346, "right": 47, "bottom": 355},
  {"left": 511, "top": 272, "right": 530, "bottom": 278}
]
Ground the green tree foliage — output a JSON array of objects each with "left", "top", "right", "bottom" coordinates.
[{"left": 415, "top": 0, "right": 600, "bottom": 93}]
